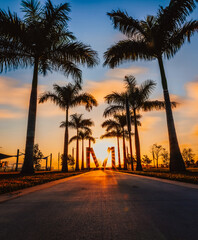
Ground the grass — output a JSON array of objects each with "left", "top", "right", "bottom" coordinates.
[
  {"left": 118, "top": 168, "right": 198, "bottom": 184},
  {"left": 0, "top": 171, "right": 87, "bottom": 194}
]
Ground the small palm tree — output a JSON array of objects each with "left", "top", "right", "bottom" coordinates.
[
  {"left": 101, "top": 114, "right": 128, "bottom": 169},
  {"left": 104, "top": 75, "right": 171, "bottom": 171},
  {"left": 104, "top": 1, "right": 198, "bottom": 171},
  {"left": 0, "top": 0, "right": 98, "bottom": 174},
  {"left": 61, "top": 114, "right": 94, "bottom": 171},
  {"left": 39, "top": 83, "right": 97, "bottom": 172},
  {"left": 101, "top": 122, "right": 122, "bottom": 169},
  {"left": 69, "top": 130, "right": 95, "bottom": 170}
]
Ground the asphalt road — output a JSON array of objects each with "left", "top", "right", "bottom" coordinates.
[{"left": 0, "top": 170, "right": 198, "bottom": 240}]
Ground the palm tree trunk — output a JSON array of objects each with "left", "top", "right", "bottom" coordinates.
[
  {"left": 76, "top": 129, "right": 79, "bottom": 171},
  {"left": 125, "top": 96, "right": 134, "bottom": 171},
  {"left": 117, "top": 136, "right": 121, "bottom": 169},
  {"left": 81, "top": 138, "right": 84, "bottom": 170},
  {"left": 21, "top": 58, "right": 39, "bottom": 174},
  {"left": 62, "top": 106, "right": 69, "bottom": 172},
  {"left": 158, "top": 56, "right": 186, "bottom": 172},
  {"left": 123, "top": 130, "right": 127, "bottom": 170},
  {"left": 134, "top": 109, "right": 143, "bottom": 171}
]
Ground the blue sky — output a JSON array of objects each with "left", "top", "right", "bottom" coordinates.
[{"left": 0, "top": 0, "right": 198, "bottom": 168}]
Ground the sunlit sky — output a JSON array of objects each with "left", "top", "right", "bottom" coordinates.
[{"left": 0, "top": 0, "right": 198, "bottom": 169}]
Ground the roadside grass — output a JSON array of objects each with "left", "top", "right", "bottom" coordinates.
[
  {"left": 118, "top": 168, "right": 198, "bottom": 184},
  {"left": 0, "top": 171, "right": 87, "bottom": 194}
]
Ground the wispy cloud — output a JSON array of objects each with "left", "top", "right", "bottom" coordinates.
[
  {"left": 106, "top": 66, "right": 148, "bottom": 80},
  {"left": 0, "top": 109, "right": 24, "bottom": 119},
  {"left": 0, "top": 77, "right": 64, "bottom": 119},
  {"left": 0, "top": 77, "right": 30, "bottom": 110}
]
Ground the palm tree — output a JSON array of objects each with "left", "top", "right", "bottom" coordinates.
[
  {"left": 104, "top": 75, "right": 173, "bottom": 171},
  {"left": 61, "top": 114, "right": 94, "bottom": 171},
  {"left": 101, "top": 121, "right": 122, "bottom": 169},
  {"left": 0, "top": 0, "right": 98, "bottom": 174},
  {"left": 39, "top": 83, "right": 97, "bottom": 172},
  {"left": 103, "top": 1, "right": 198, "bottom": 171},
  {"left": 69, "top": 130, "right": 95, "bottom": 170},
  {"left": 101, "top": 114, "right": 128, "bottom": 169}
]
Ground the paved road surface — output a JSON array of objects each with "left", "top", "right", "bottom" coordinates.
[{"left": 0, "top": 170, "right": 198, "bottom": 240}]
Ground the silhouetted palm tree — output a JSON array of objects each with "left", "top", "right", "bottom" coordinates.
[
  {"left": 101, "top": 121, "right": 122, "bottom": 169},
  {"left": 39, "top": 83, "right": 97, "bottom": 172},
  {"left": 104, "top": 1, "right": 198, "bottom": 171},
  {"left": 61, "top": 114, "right": 94, "bottom": 171},
  {"left": 101, "top": 114, "right": 128, "bottom": 169},
  {"left": 69, "top": 130, "right": 95, "bottom": 170},
  {"left": 104, "top": 75, "right": 172, "bottom": 171},
  {"left": 0, "top": 0, "right": 98, "bottom": 174}
]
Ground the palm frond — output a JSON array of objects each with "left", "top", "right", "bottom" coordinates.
[
  {"left": 101, "top": 131, "right": 120, "bottom": 139},
  {"left": 107, "top": 10, "right": 147, "bottom": 39},
  {"left": 72, "top": 93, "right": 98, "bottom": 111},
  {"left": 38, "top": 92, "right": 65, "bottom": 110},
  {"left": 51, "top": 59, "right": 82, "bottom": 82},
  {"left": 142, "top": 100, "right": 177, "bottom": 111},
  {"left": 103, "top": 105, "right": 124, "bottom": 117},
  {"left": 139, "top": 80, "right": 156, "bottom": 100},
  {"left": 124, "top": 75, "right": 137, "bottom": 90},
  {"left": 55, "top": 42, "right": 99, "bottom": 67},
  {"left": 165, "top": 20, "right": 198, "bottom": 58},
  {"left": 69, "top": 135, "right": 78, "bottom": 144},
  {"left": 157, "top": 0, "right": 197, "bottom": 32},
  {"left": 44, "top": 0, "right": 70, "bottom": 26},
  {"left": 104, "top": 91, "right": 125, "bottom": 105},
  {"left": 104, "top": 40, "right": 155, "bottom": 68},
  {"left": 21, "top": 0, "right": 41, "bottom": 23}
]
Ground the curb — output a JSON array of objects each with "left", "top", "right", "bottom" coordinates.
[{"left": 113, "top": 170, "right": 198, "bottom": 189}]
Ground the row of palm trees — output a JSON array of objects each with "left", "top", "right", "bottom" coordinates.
[
  {"left": 39, "top": 83, "right": 97, "bottom": 172},
  {"left": 103, "top": 0, "right": 198, "bottom": 172},
  {"left": 101, "top": 75, "right": 176, "bottom": 171},
  {"left": 1, "top": 0, "right": 198, "bottom": 173},
  {"left": 0, "top": 0, "right": 98, "bottom": 173}
]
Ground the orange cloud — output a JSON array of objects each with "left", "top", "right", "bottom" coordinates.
[
  {"left": 106, "top": 66, "right": 148, "bottom": 80},
  {"left": 84, "top": 79, "right": 124, "bottom": 103},
  {"left": 0, "top": 109, "right": 24, "bottom": 119},
  {"left": 0, "top": 77, "right": 30, "bottom": 109}
]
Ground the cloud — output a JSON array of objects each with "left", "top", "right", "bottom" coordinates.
[
  {"left": 140, "top": 116, "right": 162, "bottom": 132},
  {"left": 0, "top": 77, "right": 30, "bottom": 109},
  {"left": 84, "top": 79, "right": 124, "bottom": 104},
  {"left": 83, "top": 65, "right": 148, "bottom": 104},
  {"left": 0, "top": 109, "right": 24, "bottom": 119},
  {"left": 106, "top": 66, "right": 148, "bottom": 80},
  {"left": 0, "top": 77, "right": 66, "bottom": 119},
  {"left": 180, "top": 81, "right": 198, "bottom": 117}
]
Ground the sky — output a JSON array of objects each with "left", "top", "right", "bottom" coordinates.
[{"left": 0, "top": 0, "right": 198, "bottom": 169}]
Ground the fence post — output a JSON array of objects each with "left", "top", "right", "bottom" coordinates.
[
  {"left": 58, "top": 152, "right": 60, "bottom": 171},
  {"left": 15, "top": 149, "right": 19, "bottom": 172},
  {"left": 46, "top": 157, "right": 48, "bottom": 171},
  {"left": 50, "top": 153, "right": 52, "bottom": 171}
]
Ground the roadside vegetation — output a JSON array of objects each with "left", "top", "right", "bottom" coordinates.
[
  {"left": 119, "top": 168, "right": 198, "bottom": 185},
  {"left": 0, "top": 171, "right": 86, "bottom": 194}
]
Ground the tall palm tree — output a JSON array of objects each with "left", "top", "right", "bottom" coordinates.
[
  {"left": 104, "top": 75, "right": 172, "bottom": 171},
  {"left": 0, "top": 0, "right": 98, "bottom": 174},
  {"left": 101, "top": 121, "right": 122, "bottom": 169},
  {"left": 39, "top": 83, "right": 97, "bottom": 172},
  {"left": 69, "top": 130, "right": 95, "bottom": 170},
  {"left": 61, "top": 114, "right": 94, "bottom": 171},
  {"left": 104, "top": 1, "right": 198, "bottom": 171}
]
